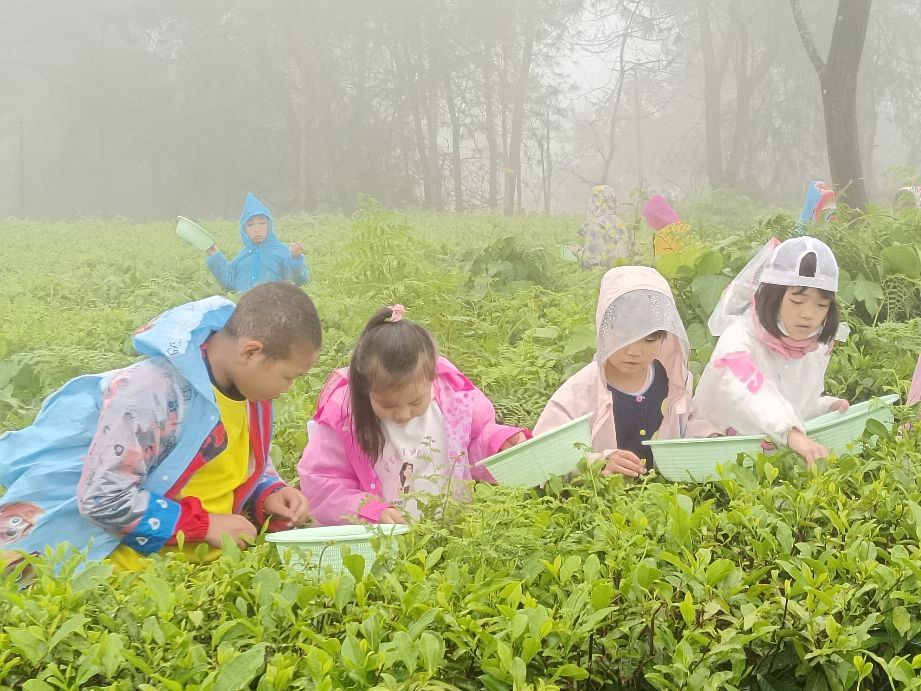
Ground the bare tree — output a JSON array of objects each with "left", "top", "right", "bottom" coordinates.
[{"left": 789, "top": 0, "right": 871, "bottom": 209}]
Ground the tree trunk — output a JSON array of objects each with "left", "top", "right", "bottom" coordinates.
[
  {"left": 444, "top": 74, "right": 464, "bottom": 213},
  {"left": 426, "top": 85, "right": 442, "bottom": 211},
  {"left": 599, "top": 10, "right": 633, "bottom": 185},
  {"left": 789, "top": 0, "right": 871, "bottom": 209},
  {"left": 397, "top": 36, "right": 432, "bottom": 207},
  {"left": 696, "top": 0, "right": 732, "bottom": 188},
  {"left": 481, "top": 48, "right": 499, "bottom": 211},
  {"left": 725, "top": 2, "right": 778, "bottom": 185},
  {"left": 504, "top": 9, "right": 536, "bottom": 216},
  {"left": 426, "top": 38, "right": 442, "bottom": 211},
  {"left": 543, "top": 106, "right": 552, "bottom": 213}
]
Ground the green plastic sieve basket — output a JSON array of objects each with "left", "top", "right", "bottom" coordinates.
[
  {"left": 645, "top": 394, "right": 898, "bottom": 482},
  {"left": 266, "top": 524, "right": 410, "bottom": 576},
  {"left": 476, "top": 413, "right": 592, "bottom": 487},
  {"left": 176, "top": 216, "right": 217, "bottom": 251}
]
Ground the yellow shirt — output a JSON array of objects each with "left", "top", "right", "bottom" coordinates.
[{"left": 109, "top": 386, "right": 250, "bottom": 571}]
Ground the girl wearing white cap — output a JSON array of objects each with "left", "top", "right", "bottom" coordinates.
[{"left": 689, "top": 236, "right": 848, "bottom": 466}]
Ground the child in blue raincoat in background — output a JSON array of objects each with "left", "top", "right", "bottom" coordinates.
[
  {"left": 792, "top": 181, "right": 837, "bottom": 236},
  {"left": 207, "top": 193, "right": 310, "bottom": 292}
]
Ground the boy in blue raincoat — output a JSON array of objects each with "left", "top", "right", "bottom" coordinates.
[
  {"left": 0, "top": 282, "right": 320, "bottom": 574},
  {"left": 206, "top": 193, "right": 310, "bottom": 292}
]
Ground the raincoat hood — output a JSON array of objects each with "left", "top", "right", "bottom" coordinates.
[
  {"left": 239, "top": 193, "right": 277, "bottom": 249},
  {"left": 132, "top": 296, "right": 235, "bottom": 399},
  {"left": 595, "top": 266, "right": 690, "bottom": 398},
  {"left": 595, "top": 266, "right": 676, "bottom": 330},
  {"left": 578, "top": 184, "right": 633, "bottom": 268},
  {"left": 642, "top": 195, "right": 681, "bottom": 231}
]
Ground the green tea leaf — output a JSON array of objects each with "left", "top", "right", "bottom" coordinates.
[
  {"left": 893, "top": 606, "right": 911, "bottom": 636},
  {"left": 214, "top": 644, "right": 269, "bottom": 691}
]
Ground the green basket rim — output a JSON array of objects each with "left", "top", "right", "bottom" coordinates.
[
  {"left": 644, "top": 394, "right": 898, "bottom": 447},
  {"left": 266, "top": 524, "right": 409, "bottom": 545},
  {"left": 476, "top": 413, "right": 592, "bottom": 468}
]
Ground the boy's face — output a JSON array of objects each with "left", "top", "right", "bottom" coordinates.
[
  {"left": 233, "top": 342, "right": 318, "bottom": 401},
  {"left": 244, "top": 215, "right": 270, "bottom": 245}
]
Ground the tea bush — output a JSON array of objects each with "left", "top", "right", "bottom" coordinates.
[{"left": 1, "top": 202, "right": 920, "bottom": 689}]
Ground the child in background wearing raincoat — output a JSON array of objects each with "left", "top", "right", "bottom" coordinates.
[
  {"left": 207, "top": 193, "right": 310, "bottom": 292},
  {"left": 0, "top": 282, "right": 320, "bottom": 574},
  {"left": 793, "top": 180, "right": 837, "bottom": 235},
  {"left": 642, "top": 194, "right": 689, "bottom": 257},
  {"left": 576, "top": 185, "right": 634, "bottom": 269},
  {"left": 534, "top": 266, "right": 693, "bottom": 477},
  {"left": 689, "top": 237, "right": 849, "bottom": 466}
]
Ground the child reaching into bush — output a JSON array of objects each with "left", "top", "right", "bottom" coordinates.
[
  {"left": 206, "top": 193, "right": 310, "bottom": 292},
  {"left": 298, "top": 305, "right": 528, "bottom": 525},
  {"left": 689, "top": 236, "right": 848, "bottom": 466},
  {"left": 534, "top": 266, "right": 693, "bottom": 477},
  {"left": 0, "top": 282, "right": 320, "bottom": 573}
]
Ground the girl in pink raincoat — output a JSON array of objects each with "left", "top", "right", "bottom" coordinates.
[
  {"left": 298, "top": 306, "right": 529, "bottom": 525},
  {"left": 534, "top": 266, "right": 693, "bottom": 478}
]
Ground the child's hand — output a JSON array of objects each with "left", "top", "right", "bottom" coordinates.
[
  {"left": 205, "top": 514, "right": 257, "bottom": 549},
  {"left": 207, "top": 244, "right": 218, "bottom": 256},
  {"left": 289, "top": 242, "right": 304, "bottom": 259},
  {"left": 264, "top": 486, "right": 311, "bottom": 528},
  {"left": 834, "top": 399, "right": 850, "bottom": 413},
  {"left": 602, "top": 448, "right": 647, "bottom": 477},
  {"left": 499, "top": 432, "right": 527, "bottom": 451},
  {"left": 787, "top": 427, "right": 829, "bottom": 468},
  {"left": 378, "top": 507, "right": 408, "bottom": 525}
]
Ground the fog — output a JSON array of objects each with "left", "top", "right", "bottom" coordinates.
[{"left": 0, "top": 1, "right": 916, "bottom": 220}]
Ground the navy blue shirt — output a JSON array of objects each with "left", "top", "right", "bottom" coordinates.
[{"left": 608, "top": 359, "right": 669, "bottom": 469}]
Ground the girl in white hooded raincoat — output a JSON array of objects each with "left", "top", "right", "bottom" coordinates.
[
  {"left": 534, "top": 266, "right": 692, "bottom": 477},
  {"left": 689, "top": 236, "right": 849, "bottom": 465}
]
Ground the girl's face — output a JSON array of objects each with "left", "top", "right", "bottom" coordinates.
[
  {"left": 369, "top": 372, "right": 433, "bottom": 425},
  {"left": 605, "top": 333, "right": 663, "bottom": 380},
  {"left": 778, "top": 287, "right": 830, "bottom": 340}
]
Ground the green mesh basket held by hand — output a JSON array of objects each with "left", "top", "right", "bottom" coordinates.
[
  {"left": 176, "top": 216, "right": 217, "bottom": 251},
  {"left": 644, "top": 394, "right": 898, "bottom": 482},
  {"left": 266, "top": 524, "right": 410, "bottom": 577},
  {"left": 476, "top": 413, "right": 592, "bottom": 487}
]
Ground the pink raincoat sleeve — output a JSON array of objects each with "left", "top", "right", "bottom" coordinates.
[
  {"left": 533, "top": 389, "right": 579, "bottom": 437},
  {"left": 297, "top": 421, "right": 391, "bottom": 526},
  {"left": 465, "top": 383, "right": 531, "bottom": 482}
]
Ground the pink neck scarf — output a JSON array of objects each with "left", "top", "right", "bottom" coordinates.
[{"left": 752, "top": 313, "right": 820, "bottom": 359}]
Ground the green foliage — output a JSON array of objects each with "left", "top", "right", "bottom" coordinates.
[
  {"left": 5, "top": 428, "right": 921, "bottom": 689},
  {"left": 1, "top": 202, "right": 920, "bottom": 688}
]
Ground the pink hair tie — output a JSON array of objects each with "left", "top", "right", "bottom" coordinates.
[{"left": 385, "top": 304, "right": 405, "bottom": 323}]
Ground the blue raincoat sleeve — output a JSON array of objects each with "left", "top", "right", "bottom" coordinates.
[
  {"left": 286, "top": 256, "right": 310, "bottom": 285},
  {"left": 206, "top": 251, "right": 237, "bottom": 292},
  {"left": 76, "top": 363, "right": 186, "bottom": 555}
]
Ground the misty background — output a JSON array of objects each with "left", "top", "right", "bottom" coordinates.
[{"left": 0, "top": 0, "right": 917, "bottom": 220}]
